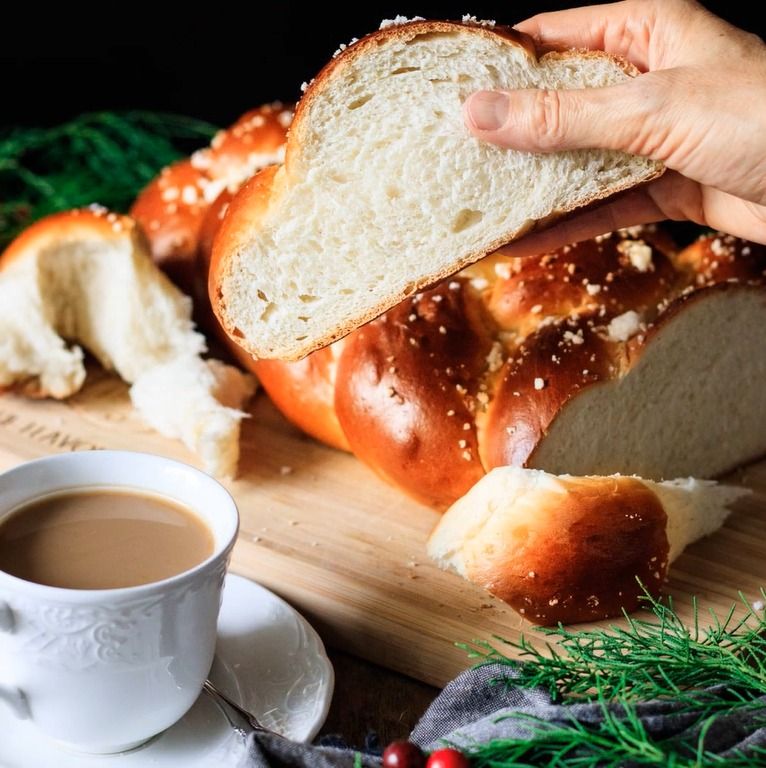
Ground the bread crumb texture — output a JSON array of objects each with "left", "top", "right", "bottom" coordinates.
[{"left": 214, "top": 21, "right": 661, "bottom": 360}]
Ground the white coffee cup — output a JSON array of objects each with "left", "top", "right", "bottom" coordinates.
[{"left": 0, "top": 450, "right": 239, "bottom": 754}]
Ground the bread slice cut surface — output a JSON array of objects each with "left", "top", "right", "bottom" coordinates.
[{"left": 212, "top": 20, "right": 662, "bottom": 360}]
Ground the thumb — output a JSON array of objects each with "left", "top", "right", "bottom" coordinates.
[{"left": 463, "top": 80, "right": 655, "bottom": 155}]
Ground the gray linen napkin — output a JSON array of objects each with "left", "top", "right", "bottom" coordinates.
[{"left": 238, "top": 663, "right": 766, "bottom": 766}]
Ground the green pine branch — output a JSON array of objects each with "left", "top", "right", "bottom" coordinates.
[{"left": 0, "top": 111, "right": 218, "bottom": 248}]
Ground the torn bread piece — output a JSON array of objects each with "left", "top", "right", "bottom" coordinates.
[
  {"left": 0, "top": 207, "right": 255, "bottom": 477},
  {"left": 428, "top": 466, "right": 749, "bottom": 624}
]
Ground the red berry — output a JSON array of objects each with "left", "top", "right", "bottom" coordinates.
[
  {"left": 426, "top": 747, "right": 470, "bottom": 768},
  {"left": 382, "top": 740, "right": 426, "bottom": 768}
]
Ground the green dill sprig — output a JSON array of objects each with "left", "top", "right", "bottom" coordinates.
[
  {"left": 463, "top": 589, "right": 766, "bottom": 703},
  {"left": 0, "top": 111, "right": 218, "bottom": 248},
  {"left": 459, "top": 589, "right": 766, "bottom": 767}
]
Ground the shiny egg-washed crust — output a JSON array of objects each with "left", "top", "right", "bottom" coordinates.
[
  {"left": 209, "top": 20, "right": 663, "bottom": 361},
  {"left": 0, "top": 207, "right": 138, "bottom": 270},
  {"left": 334, "top": 278, "right": 490, "bottom": 503},
  {"left": 248, "top": 232, "right": 766, "bottom": 507},
  {"left": 675, "top": 231, "right": 766, "bottom": 285},
  {"left": 256, "top": 351, "right": 350, "bottom": 451},
  {"left": 464, "top": 475, "right": 669, "bottom": 623},
  {"left": 0, "top": 208, "right": 144, "bottom": 398},
  {"left": 129, "top": 159, "right": 207, "bottom": 292},
  {"left": 331, "top": 232, "right": 674, "bottom": 506},
  {"left": 131, "top": 104, "right": 291, "bottom": 296}
]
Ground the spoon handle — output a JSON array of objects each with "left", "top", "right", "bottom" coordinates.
[{"left": 203, "top": 680, "right": 275, "bottom": 735}]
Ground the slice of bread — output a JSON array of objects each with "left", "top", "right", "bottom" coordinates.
[
  {"left": 211, "top": 19, "right": 663, "bottom": 360},
  {"left": 427, "top": 466, "right": 749, "bottom": 624}
]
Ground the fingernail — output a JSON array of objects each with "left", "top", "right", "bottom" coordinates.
[{"left": 465, "top": 91, "right": 510, "bottom": 131}]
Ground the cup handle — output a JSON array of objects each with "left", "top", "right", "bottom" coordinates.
[{"left": 0, "top": 602, "right": 31, "bottom": 720}]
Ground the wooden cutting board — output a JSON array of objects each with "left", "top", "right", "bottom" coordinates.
[{"left": 1, "top": 370, "right": 764, "bottom": 688}]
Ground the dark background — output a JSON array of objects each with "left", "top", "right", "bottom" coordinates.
[{"left": 3, "top": 1, "right": 763, "bottom": 129}]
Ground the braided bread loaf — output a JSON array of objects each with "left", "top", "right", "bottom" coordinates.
[
  {"left": 255, "top": 231, "right": 766, "bottom": 506},
  {"left": 135, "top": 105, "right": 766, "bottom": 508}
]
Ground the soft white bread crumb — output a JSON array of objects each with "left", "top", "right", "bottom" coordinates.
[
  {"left": 530, "top": 289, "right": 766, "bottom": 480},
  {"left": 212, "top": 21, "right": 662, "bottom": 360},
  {"left": 130, "top": 358, "right": 255, "bottom": 478},
  {"left": 428, "top": 466, "right": 749, "bottom": 623},
  {"left": 0, "top": 209, "right": 255, "bottom": 477},
  {"left": 0, "top": 272, "right": 87, "bottom": 398},
  {"left": 644, "top": 477, "right": 749, "bottom": 562},
  {"left": 428, "top": 467, "right": 561, "bottom": 579}
]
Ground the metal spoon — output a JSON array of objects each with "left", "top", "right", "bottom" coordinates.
[{"left": 202, "top": 679, "right": 276, "bottom": 736}]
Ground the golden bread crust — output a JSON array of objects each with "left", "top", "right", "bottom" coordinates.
[
  {"left": 453, "top": 475, "right": 669, "bottom": 624},
  {"left": 0, "top": 207, "right": 137, "bottom": 270},
  {"left": 131, "top": 104, "right": 291, "bottom": 294}
]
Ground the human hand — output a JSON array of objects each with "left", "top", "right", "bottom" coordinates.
[{"left": 464, "top": 0, "right": 766, "bottom": 255}]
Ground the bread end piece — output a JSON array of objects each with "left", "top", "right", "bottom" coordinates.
[{"left": 427, "top": 466, "right": 747, "bottom": 624}]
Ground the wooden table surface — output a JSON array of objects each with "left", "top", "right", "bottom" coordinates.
[{"left": 3, "top": 377, "right": 764, "bottom": 697}]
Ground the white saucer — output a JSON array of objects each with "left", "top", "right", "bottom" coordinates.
[{"left": 0, "top": 574, "right": 334, "bottom": 767}]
